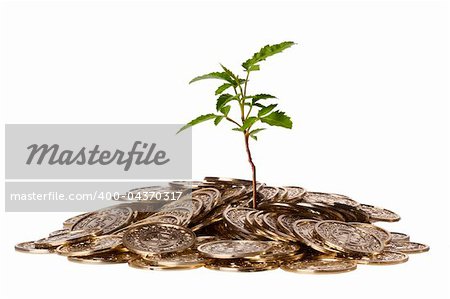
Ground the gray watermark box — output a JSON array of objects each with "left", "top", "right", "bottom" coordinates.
[{"left": 5, "top": 124, "right": 192, "bottom": 179}]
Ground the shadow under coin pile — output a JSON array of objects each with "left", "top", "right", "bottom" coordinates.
[{"left": 15, "top": 177, "right": 429, "bottom": 274}]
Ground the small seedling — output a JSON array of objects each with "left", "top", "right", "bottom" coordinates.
[{"left": 178, "top": 41, "right": 296, "bottom": 208}]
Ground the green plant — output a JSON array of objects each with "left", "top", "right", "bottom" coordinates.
[{"left": 178, "top": 41, "right": 295, "bottom": 208}]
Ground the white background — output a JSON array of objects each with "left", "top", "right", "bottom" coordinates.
[{"left": 1, "top": 0, "right": 449, "bottom": 298}]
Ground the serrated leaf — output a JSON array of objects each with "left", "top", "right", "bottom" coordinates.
[
  {"left": 249, "top": 94, "right": 277, "bottom": 104},
  {"left": 220, "top": 64, "right": 243, "bottom": 87},
  {"left": 214, "top": 116, "right": 224, "bottom": 126},
  {"left": 258, "top": 104, "right": 278, "bottom": 117},
  {"left": 242, "top": 41, "right": 295, "bottom": 70},
  {"left": 215, "top": 83, "right": 233, "bottom": 95},
  {"left": 248, "top": 65, "right": 260, "bottom": 71},
  {"left": 216, "top": 94, "right": 236, "bottom": 111},
  {"left": 189, "top": 72, "right": 233, "bottom": 84},
  {"left": 239, "top": 117, "right": 259, "bottom": 131},
  {"left": 177, "top": 114, "right": 217, "bottom": 133},
  {"left": 220, "top": 105, "right": 231, "bottom": 116},
  {"left": 260, "top": 111, "right": 292, "bottom": 129}
]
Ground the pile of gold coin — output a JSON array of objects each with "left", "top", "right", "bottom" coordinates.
[{"left": 15, "top": 177, "right": 429, "bottom": 274}]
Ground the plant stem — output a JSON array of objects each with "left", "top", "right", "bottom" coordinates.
[
  {"left": 241, "top": 71, "right": 257, "bottom": 208},
  {"left": 244, "top": 133, "right": 257, "bottom": 208}
]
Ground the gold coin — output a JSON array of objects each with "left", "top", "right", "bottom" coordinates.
[
  {"left": 68, "top": 251, "right": 136, "bottom": 264},
  {"left": 197, "top": 240, "right": 272, "bottom": 259},
  {"left": 384, "top": 242, "right": 429, "bottom": 254},
  {"left": 258, "top": 186, "right": 280, "bottom": 201},
  {"left": 143, "top": 249, "right": 209, "bottom": 267},
  {"left": 205, "top": 259, "right": 279, "bottom": 272},
  {"left": 350, "top": 222, "right": 392, "bottom": 244},
  {"left": 281, "top": 259, "right": 357, "bottom": 274},
  {"left": 15, "top": 241, "right": 55, "bottom": 254},
  {"left": 128, "top": 257, "right": 201, "bottom": 270},
  {"left": 315, "top": 220, "right": 384, "bottom": 255},
  {"left": 282, "top": 186, "right": 306, "bottom": 201},
  {"left": 356, "top": 251, "right": 409, "bottom": 265},
  {"left": 302, "top": 192, "right": 360, "bottom": 208},
  {"left": 123, "top": 223, "right": 195, "bottom": 255},
  {"left": 389, "top": 232, "right": 410, "bottom": 242},
  {"left": 72, "top": 206, "right": 134, "bottom": 234},
  {"left": 34, "top": 229, "right": 100, "bottom": 248},
  {"left": 63, "top": 212, "right": 91, "bottom": 229},
  {"left": 292, "top": 219, "right": 338, "bottom": 254},
  {"left": 247, "top": 242, "right": 301, "bottom": 261},
  {"left": 154, "top": 207, "right": 193, "bottom": 225},
  {"left": 56, "top": 235, "right": 123, "bottom": 257},
  {"left": 360, "top": 204, "right": 400, "bottom": 222}
]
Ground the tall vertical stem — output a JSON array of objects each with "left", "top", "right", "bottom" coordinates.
[{"left": 244, "top": 133, "right": 257, "bottom": 208}]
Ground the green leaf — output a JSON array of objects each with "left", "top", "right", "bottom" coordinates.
[
  {"left": 215, "top": 83, "right": 233, "bottom": 95},
  {"left": 249, "top": 94, "right": 277, "bottom": 104},
  {"left": 220, "top": 105, "right": 231, "bottom": 116},
  {"left": 216, "top": 94, "right": 236, "bottom": 111},
  {"left": 249, "top": 128, "right": 266, "bottom": 137},
  {"left": 240, "top": 117, "right": 259, "bottom": 131},
  {"left": 177, "top": 114, "right": 217, "bottom": 133},
  {"left": 189, "top": 72, "right": 233, "bottom": 84},
  {"left": 214, "top": 116, "right": 224, "bottom": 125},
  {"left": 242, "top": 41, "right": 295, "bottom": 70},
  {"left": 258, "top": 104, "right": 278, "bottom": 117},
  {"left": 260, "top": 111, "right": 292, "bottom": 129},
  {"left": 220, "top": 64, "right": 245, "bottom": 87},
  {"left": 247, "top": 65, "right": 260, "bottom": 71},
  {"left": 250, "top": 135, "right": 258, "bottom": 141}
]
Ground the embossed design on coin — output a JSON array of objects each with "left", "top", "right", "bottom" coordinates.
[
  {"left": 197, "top": 240, "right": 272, "bottom": 259},
  {"left": 191, "top": 188, "right": 220, "bottom": 212},
  {"left": 292, "top": 219, "right": 337, "bottom": 254},
  {"left": 205, "top": 259, "right": 278, "bottom": 272},
  {"left": 224, "top": 207, "right": 256, "bottom": 235},
  {"left": 281, "top": 259, "right": 357, "bottom": 274},
  {"left": 34, "top": 229, "right": 99, "bottom": 248},
  {"left": 248, "top": 241, "right": 301, "bottom": 261},
  {"left": 123, "top": 223, "right": 195, "bottom": 255},
  {"left": 277, "top": 214, "right": 306, "bottom": 238},
  {"left": 350, "top": 222, "right": 392, "bottom": 244},
  {"left": 150, "top": 207, "right": 193, "bottom": 226},
  {"left": 360, "top": 204, "right": 400, "bottom": 222},
  {"left": 72, "top": 206, "right": 133, "bottom": 234},
  {"left": 390, "top": 232, "right": 410, "bottom": 242},
  {"left": 283, "top": 186, "right": 306, "bottom": 200},
  {"left": 315, "top": 220, "right": 384, "bottom": 255},
  {"left": 258, "top": 186, "right": 279, "bottom": 201},
  {"left": 63, "top": 212, "right": 91, "bottom": 229},
  {"left": 262, "top": 212, "right": 293, "bottom": 241},
  {"left": 143, "top": 214, "right": 183, "bottom": 225},
  {"left": 56, "top": 235, "right": 123, "bottom": 257},
  {"left": 357, "top": 251, "right": 409, "bottom": 265},
  {"left": 384, "top": 242, "right": 429, "bottom": 254},
  {"left": 303, "top": 192, "right": 360, "bottom": 208}
]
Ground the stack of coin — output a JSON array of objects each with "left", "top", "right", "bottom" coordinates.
[{"left": 15, "top": 177, "right": 429, "bottom": 274}]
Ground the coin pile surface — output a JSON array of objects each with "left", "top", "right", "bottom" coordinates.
[{"left": 15, "top": 177, "right": 429, "bottom": 274}]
